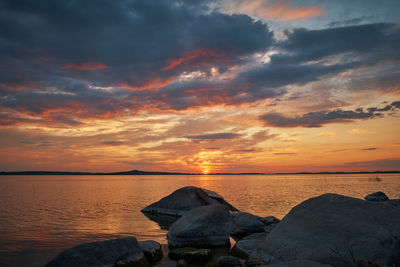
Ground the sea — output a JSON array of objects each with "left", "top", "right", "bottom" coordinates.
[{"left": 0, "top": 173, "right": 399, "bottom": 267}]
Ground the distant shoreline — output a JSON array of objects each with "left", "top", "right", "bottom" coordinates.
[{"left": 0, "top": 170, "right": 399, "bottom": 175}]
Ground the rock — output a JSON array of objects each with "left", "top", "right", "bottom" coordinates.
[
  {"left": 230, "top": 212, "right": 266, "bottom": 240},
  {"left": 139, "top": 240, "right": 163, "bottom": 263},
  {"left": 256, "top": 216, "right": 280, "bottom": 226},
  {"left": 217, "top": 255, "right": 242, "bottom": 267},
  {"left": 167, "top": 204, "right": 232, "bottom": 248},
  {"left": 176, "top": 259, "right": 188, "bottom": 267},
  {"left": 364, "top": 192, "right": 389, "bottom": 202},
  {"left": 231, "top": 239, "right": 264, "bottom": 259},
  {"left": 357, "top": 260, "right": 391, "bottom": 267},
  {"left": 241, "top": 232, "right": 269, "bottom": 241},
  {"left": 246, "top": 253, "right": 275, "bottom": 267},
  {"left": 255, "top": 194, "right": 400, "bottom": 266},
  {"left": 45, "top": 237, "right": 148, "bottom": 267},
  {"left": 142, "top": 186, "right": 238, "bottom": 216},
  {"left": 262, "top": 260, "right": 333, "bottom": 267},
  {"left": 169, "top": 247, "right": 211, "bottom": 263}
]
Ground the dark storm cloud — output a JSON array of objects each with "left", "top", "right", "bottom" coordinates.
[
  {"left": 232, "top": 23, "right": 400, "bottom": 101},
  {"left": 0, "top": 0, "right": 275, "bottom": 121},
  {"left": 259, "top": 101, "right": 400, "bottom": 128},
  {"left": 271, "top": 23, "right": 400, "bottom": 65},
  {"left": 1, "top": 0, "right": 400, "bottom": 125},
  {"left": 0, "top": 0, "right": 273, "bottom": 87},
  {"left": 185, "top": 132, "right": 241, "bottom": 140}
]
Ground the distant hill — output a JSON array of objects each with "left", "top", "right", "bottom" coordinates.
[{"left": 0, "top": 170, "right": 191, "bottom": 175}]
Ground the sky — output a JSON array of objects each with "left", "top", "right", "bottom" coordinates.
[{"left": 0, "top": 0, "right": 399, "bottom": 173}]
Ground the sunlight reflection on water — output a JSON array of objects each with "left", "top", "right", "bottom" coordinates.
[{"left": 0, "top": 173, "right": 399, "bottom": 266}]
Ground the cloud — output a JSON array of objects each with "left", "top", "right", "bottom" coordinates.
[
  {"left": 318, "top": 131, "right": 336, "bottom": 137},
  {"left": 60, "top": 62, "right": 109, "bottom": 71},
  {"left": 344, "top": 158, "right": 400, "bottom": 170},
  {"left": 348, "top": 128, "right": 367, "bottom": 135},
  {"left": 258, "top": 0, "right": 324, "bottom": 21},
  {"left": 259, "top": 101, "right": 400, "bottom": 128},
  {"left": 272, "top": 23, "right": 400, "bottom": 65},
  {"left": 185, "top": 132, "right": 241, "bottom": 141},
  {"left": 362, "top": 148, "right": 377, "bottom": 151},
  {"left": 100, "top": 141, "right": 126, "bottom": 146}
]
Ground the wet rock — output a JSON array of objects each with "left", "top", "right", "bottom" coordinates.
[
  {"left": 364, "top": 191, "right": 389, "bottom": 202},
  {"left": 45, "top": 237, "right": 148, "bottom": 267},
  {"left": 230, "top": 212, "right": 266, "bottom": 240},
  {"left": 254, "top": 193, "right": 400, "bottom": 266},
  {"left": 139, "top": 240, "right": 163, "bottom": 263},
  {"left": 167, "top": 204, "right": 231, "bottom": 248},
  {"left": 169, "top": 247, "right": 212, "bottom": 263},
  {"left": 142, "top": 186, "right": 238, "bottom": 216},
  {"left": 217, "top": 255, "right": 242, "bottom": 267}
]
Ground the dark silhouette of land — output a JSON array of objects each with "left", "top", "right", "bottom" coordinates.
[{"left": 0, "top": 170, "right": 399, "bottom": 175}]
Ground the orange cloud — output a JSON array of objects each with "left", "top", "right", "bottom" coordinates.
[
  {"left": 60, "top": 62, "right": 109, "bottom": 70},
  {"left": 119, "top": 77, "right": 173, "bottom": 91},
  {"left": 259, "top": 0, "right": 324, "bottom": 21},
  {"left": 162, "top": 49, "right": 218, "bottom": 71}
]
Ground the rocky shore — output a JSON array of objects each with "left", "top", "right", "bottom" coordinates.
[{"left": 45, "top": 188, "right": 400, "bottom": 267}]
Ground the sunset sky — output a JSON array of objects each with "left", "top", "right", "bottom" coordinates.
[{"left": 1, "top": 0, "right": 399, "bottom": 173}]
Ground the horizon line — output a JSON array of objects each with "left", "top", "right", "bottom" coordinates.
[{"left": 1, "top": 169, "right": 399, "bottom": 175}]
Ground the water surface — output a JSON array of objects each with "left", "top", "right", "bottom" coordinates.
[{"left": 0, "top": 173, "right": 399, "bottom": 266}]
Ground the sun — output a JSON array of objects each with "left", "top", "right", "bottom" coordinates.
[{"left": 202, "top": 169, "right": 209, "bottom": 175}]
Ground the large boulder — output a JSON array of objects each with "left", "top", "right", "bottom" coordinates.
[
  {"left": 167, "top": 204, "right": 232, "bottom": 248},
  {"left": 230, "top": 212, "right": 266, "bottom": 240},
  {"left": 256, "top": 194, "right": 400, "bottom": 266},
  {"left": 45, "top": 237, "right": 148, "bottom": 267},
  {"left": 142, "top": 186, "right": 238, "bottom": 217}
]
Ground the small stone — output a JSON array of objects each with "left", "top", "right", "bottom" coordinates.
[
  {"left": 176, "top": 259, "right": 188, "bottom": 267},
  {"left": 139, "top": 240, "right": 163, "bottom": 263},
  {"left": 217, "top": 255, "right": 242, "bottom": 267},
  {"left": 364, "top": 192, "right": 389, "bottom": 201},
  {"left": 245, "top": 253, "right": 274, "bottom": 267},
  {"left": 169, "top": 247, "right": 212, "bottom": 263}
]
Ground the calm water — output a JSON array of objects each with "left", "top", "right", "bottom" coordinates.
[{"left": 0, "top": 173, "right": 399, "bottom": 266}]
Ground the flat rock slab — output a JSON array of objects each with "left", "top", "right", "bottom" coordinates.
[
  {"left": 256, "top": 193, "right": 400, "bottom": 266},
  {"left": 168, "top": 204, "right": 232, "bottom": 248},
  {"left": 45, "top": 237, "right": 147, "bottom": 267},
  {"left": 142, "top": 186, "right": 238, "bottom": 217},
  {"left": 139, "top": 240, "right": 163, "bottom": 263}
]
